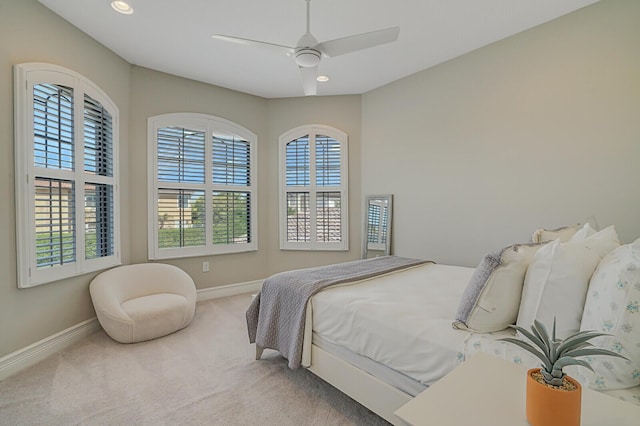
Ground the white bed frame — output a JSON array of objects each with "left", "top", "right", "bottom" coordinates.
[
  {"left": 253, "top": 287, "right": 415, "bottom": 425},
  {"left": 307, "top": 344, "right": 412, "bottom": 425},
  {"left": 256, "top": 342, "right": 411, "bottom": 424}
]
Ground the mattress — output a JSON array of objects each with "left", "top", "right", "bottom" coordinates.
[{"left": 311, "top": 263, "right": 475, "bottom": 387}]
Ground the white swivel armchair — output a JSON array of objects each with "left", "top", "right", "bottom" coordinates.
[{"left": 90, "top": 263, "right": 197, "bottom": 343}]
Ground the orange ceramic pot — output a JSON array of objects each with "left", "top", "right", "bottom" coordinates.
[{"left": 526, "top": 368, "right": 582, "bottom": 426}]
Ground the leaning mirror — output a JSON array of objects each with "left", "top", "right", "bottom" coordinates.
[{"left": 363, "top": 195, "right": 393, "bottom": 259}]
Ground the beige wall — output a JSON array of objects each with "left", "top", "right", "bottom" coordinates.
[
  {"left": 2, "top": 0, "right": 638, "bottom": 361},
  {"left": 128, "top": 71, "right": 362, "bottom": 287},
  {"left": 265, "top": 96, "right": 363, "bottom": 273},
  {"left": 128, "top": 66, "right": 270, "bottom": 288},
  {"left": 0, "top": 1, "right": 362, "bottom": 359},
  {"left": 0, "top": 0, "right": 131, "bottom": 356},
  {"left": 362, "top": 0, "right": 640, "bottom": 267}
]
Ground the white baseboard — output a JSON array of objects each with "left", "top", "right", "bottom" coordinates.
[
  {"left": 0, "top": 280, "right": 262, "bottom": 381},
  {"left": 197, "top": 279, "right": 263, "bottom": 302},
  {"left": 0, "top": 318, "right": 100, "bottom": 381}
]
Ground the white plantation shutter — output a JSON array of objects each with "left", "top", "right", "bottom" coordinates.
[
  {"left": 33, "top": 83, "right": 74, "bottom": 170},
  {"left": 211, "top": 136, "right": 253, "bottom": 246},
  {"left": 315, "top": 135, "right": 341, "bottom": 186},
  {"left": 84, "top": 94, "right": 114, "bottom": 176},
  {"left": 212, "top": 136, "right": 251, "bottom": 186},
  {"left": 155, "top": 125, "right": 207, "bottom": 252},
  {"left": 84, "top": 94, "right": 116, "bottom": 261},
  {"left": 157, "top": 127, "right": 206, "bottom": 183},
  {"left": 148, "top": 113, "right": 257, "bottom": 259},
  {"left": 366, "top": 200, "right": 388, "bottom": 251},
  {"left": 381, "top": 204, "right": 389, "bottom": 244},
  {"left": 316, "top": 191, "right": 341, "bottom": 242},
  {"left": 286, "top": 192, "right": 310, "bottom": 242},
  {"left": 15, "top": 63, "right": 121, "bottom": 288},
  {"left": 211, "top": 191, "right": 251, "bottom": 244},
  {"left": 34, "top": 178, "right": 76, "bottom": 267},
  {"left": 157, "top": 188, "right": 206, "bottom": 249},
  {"left": 286, "top": 137, "right": 310, "bottom": 186},
  {"left": 279, "top": 126, "right": 348, "bottom": 251},
  {"left": 367, "top": 203, "right": 380, "bottom": 243},
  {"left": 84, "top": 182, "right": 115, "bottom": 259},
  {"left": 32, "top": 83, "right": 76, "bottom": 270}
]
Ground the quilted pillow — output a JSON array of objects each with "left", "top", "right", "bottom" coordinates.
[
  {"left": 453, "top": 243, "right": 542, "bottom": 333},
  {"left": 579, "top": 239, "right": 640, "bottom": 390},
  {"left": 531, "top": 223, "right": 581, "bottom": 243},
  {"left": 516, "top": 239, "right": 601, "bottom": 339}
]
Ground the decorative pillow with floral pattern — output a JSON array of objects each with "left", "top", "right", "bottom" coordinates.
[{"left": 579, "top": 238, "right": 640, "bottom": 390}]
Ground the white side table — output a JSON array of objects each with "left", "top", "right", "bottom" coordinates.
[{"left": 394, "top": 352, "right": 640, "bottom": 426}]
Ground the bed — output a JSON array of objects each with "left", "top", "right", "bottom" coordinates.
[
  {"left": 307, "top": 262, "right": 481, "bottom": 423},
  {"left": 247, "top": 226, "right": 640, "bottom": 424}
]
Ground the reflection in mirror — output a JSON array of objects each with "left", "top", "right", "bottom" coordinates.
[{"left": 363, "top": 195, "right": 392, "bottom": 259}]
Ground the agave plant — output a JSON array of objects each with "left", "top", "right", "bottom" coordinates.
[{"left": 501, "top": 318, "right": 628, "bottom": 387}]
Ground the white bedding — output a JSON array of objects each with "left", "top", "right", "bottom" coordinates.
[
  {"left": 309, "top": 260, "right": 640, "bottom": 407},
  {"left": 311, "top": 263, "right": 474, "bottom": 387}
]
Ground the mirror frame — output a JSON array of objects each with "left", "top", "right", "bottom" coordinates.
[{"left": 362, "top": 194, "right": 393, "bottom": 259}]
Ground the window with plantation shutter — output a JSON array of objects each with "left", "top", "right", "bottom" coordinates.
[
  {"left": 148, "top": 113, "right": 257, "bottom": 259},
  {"left": 14, "top": 63, "right": 121, "bottom": 288},
  {"left": 279, "top": 125, "right": 348, "bottom": 251}
]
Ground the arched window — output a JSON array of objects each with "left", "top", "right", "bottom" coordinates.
[
  {"left": 147, "top": 113, "right": 257, "bottom": 259},
  {"left": 279, "top": 125, "right": 348, "bottom": 251},
  {"left": 14, "top": 63, "right": 120, "bottom": 287}
]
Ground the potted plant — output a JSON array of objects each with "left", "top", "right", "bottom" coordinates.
[{"left": 501, "top": 319, "right": 628, "bottom": 426}]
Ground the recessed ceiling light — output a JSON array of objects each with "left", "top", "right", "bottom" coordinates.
[
  {"left": 111, "top": 1, "right": 133, "bottom": 15},
  {"left": 317, "top": 75, "right": 330, "bottom": 82}
]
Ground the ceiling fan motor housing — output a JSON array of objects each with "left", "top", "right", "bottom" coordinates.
[{"left": 295, "top": 47, "right": 321, "bottom": 67}]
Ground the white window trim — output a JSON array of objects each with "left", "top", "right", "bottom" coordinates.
[
  {"left": 147, "top": 113, "right": 258, "bottom": 260},
  {"left": 14, "top": 63, "right": 121, "bottom": 288},
  {"left": 278, "top": 125, "right": 349, "bottom": 251}
]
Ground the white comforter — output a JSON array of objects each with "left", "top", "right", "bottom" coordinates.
[
  {"left": 311, "top": 262, "right": 640, "bottom": 406},
  {"left": 311, "top": 263, "right": 474, "bottom": 387}
]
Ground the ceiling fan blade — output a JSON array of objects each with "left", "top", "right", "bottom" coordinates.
[
  {"left": 211, "top": 34, "right": 294, "bottom": 55},
  {"left": 317, "top": 27, "right": 400, "bottom": 58},
  {"left": 299, "top": 66, "right": 318, "bottom": 96}
]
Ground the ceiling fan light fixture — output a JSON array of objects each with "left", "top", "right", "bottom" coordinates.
[
  {"left": 111, "top": 1, "right": 133, "bottom": 15},
  {"left": 210, "top": 0, "right": 399, "bottom": 95},
  {"left": 295, "top": 48, "right": 321, "bottom": 68}
]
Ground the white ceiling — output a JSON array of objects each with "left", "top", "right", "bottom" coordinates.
[{"left": 38, "top": 0, "right": 598, "bottom": 99}]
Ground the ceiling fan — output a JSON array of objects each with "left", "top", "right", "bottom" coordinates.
[{"left": 211, "top": 0, "right": 400, "bottom": 96}]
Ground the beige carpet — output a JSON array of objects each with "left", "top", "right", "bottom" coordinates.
[{"left": 0, "top": 294, "right": 389, "bottom": 425}]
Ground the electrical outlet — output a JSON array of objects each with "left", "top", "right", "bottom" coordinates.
[{"left": 202, "top": 261, "right": 210, "bottom": 273}]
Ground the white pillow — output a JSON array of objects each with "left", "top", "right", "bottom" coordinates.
[
  {"left": 578, "top": 240, "right": 640, "bottom": 390},
  {"left": 531, "top": 224, "right": 581, "bottom": 243},
  {"left": 570, "top": 222, "right": 597, "bottom": 240},
  {"left": 569, "top": 224, "right": 621, "bottom": 258},
  {"left": 453, "top": 243, "right": 542, "bottom": 333},
  {"left": 516, "top": 238, "right": 601, "bottom": 339}
]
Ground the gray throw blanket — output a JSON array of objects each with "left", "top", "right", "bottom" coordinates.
[{"left": 246, "top": 256, "right": 430, "bottom": 369}]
